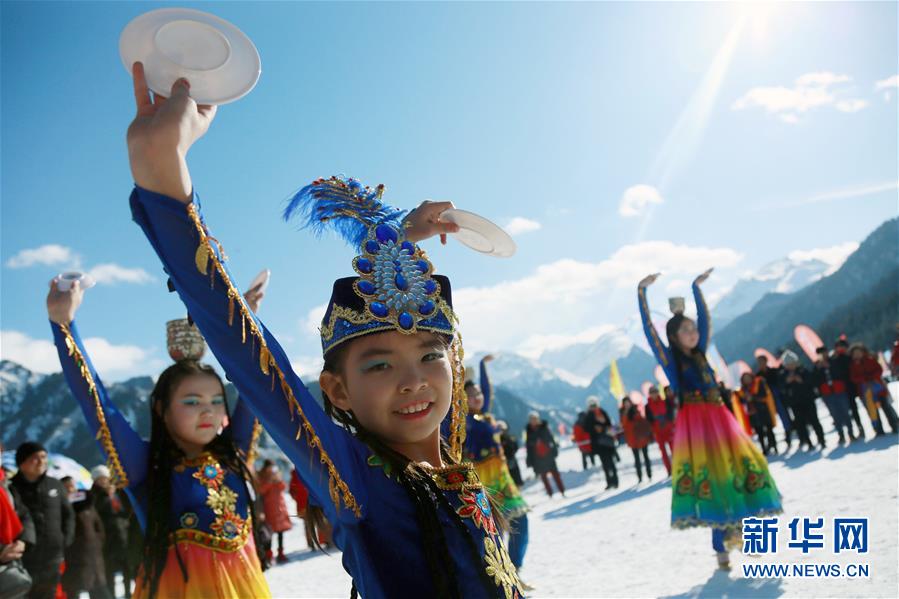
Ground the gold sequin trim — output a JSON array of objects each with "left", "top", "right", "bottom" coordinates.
[
  {"left": 448, "top": 329, "right": 469, "bottom": 462},
  {"left": 186, "top": 203, "right": 361, "bottom": 517},
  {"left": 58, "top": 324, "right": 129, "bottom": 489},
  {"left": 319, "top": 305, "right": 375, "bottom": 342},
  {"left": 170, "top": 517, "right": 252, "bottom": 553}
]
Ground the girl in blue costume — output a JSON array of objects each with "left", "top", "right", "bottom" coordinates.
[
  {"left": 638, "top": 269, "right": 782, "bottom": 569},
  {"left": 125, "top": 64, "right": 524, "bottom": 599},
  {"left": 46, "top": 282, "right": 268, "bottom": 599},
  {"left": 463, "top": 357, "right": 530, "bottom": 570}
]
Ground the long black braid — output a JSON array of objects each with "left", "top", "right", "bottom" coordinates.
[
  {"left": 142, "top": 360, "right": 260, "bottom": 599},
  {"left": 307, "top": 340, "right": 505, "bottom": 598}
]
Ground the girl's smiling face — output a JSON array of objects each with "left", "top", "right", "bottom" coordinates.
[{"left": 320, "top": 331, "right": 453, "bottom": 457}]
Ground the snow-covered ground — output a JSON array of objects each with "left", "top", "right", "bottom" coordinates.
[{"left": 260, "top": 392, "right": 899, "bottom": 598}]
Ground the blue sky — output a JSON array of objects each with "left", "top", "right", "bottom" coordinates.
[{"left": 2, "top": 1, "right": 896, "bottom": 381}]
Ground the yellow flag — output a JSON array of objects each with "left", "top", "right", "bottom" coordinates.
[{"left": 609, "top": 359, "right": 626, "bottom": 400}]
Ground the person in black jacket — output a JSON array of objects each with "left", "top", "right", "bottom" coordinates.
[
  {"left": 525, "top": 413, "right": 565, "bottom": 497},
  {"left": 10, "top": 442, "right": 75, "bottom": 599},
  {"left": 90, "top": 465, "right": 133, "bottom": 598},
  {"left": 60, "top": 477, "right": 111, "bottom": 599},
  {"left": 585, "top": 399, "right": 618, "bottom": 489},
  {"left": 1, "top": 442, "right": 37, "bottom": 599},
  {"left": 757, "top": 355, "right": 795, "bottom": 449},
  {"left": 832, "top": 337, "right": 866, "bottom": 438},
  {"left": 780, "top": 352, "right": 826, "bottom": 450}
]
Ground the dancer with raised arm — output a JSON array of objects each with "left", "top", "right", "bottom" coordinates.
[{"left": 638, "top": 269, "right": 782, "bottom": 569}]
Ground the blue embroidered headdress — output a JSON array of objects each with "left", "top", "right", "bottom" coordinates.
[{"left": 284, "top": 176, "right": 467, "bottom": 455}]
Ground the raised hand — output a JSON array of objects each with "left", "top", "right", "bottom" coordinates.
[
  {"left": 126, "top": 62, "right": 217, "bottom": 202},
  {"left": 638, "top": 273, "right": 661, "bottom": 289},
  {"left": 694, "top": 268, "right": 714, "bottom": 286},
  {"left": 402, "top": 200, "right": 461, "bottom": 245},
  {"left": 47, "top": 278, "right": 85, "bottom": 325}
]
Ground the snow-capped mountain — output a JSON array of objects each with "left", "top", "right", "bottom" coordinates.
[
  {"left": 713, "top": 243, "right": 858, "bottom": 329},
  {"left": 0, "top": 360, "right": 286, "bottom": 469},
  {"left": 536, "top": 327, "right": 634, "bottom": 384},
  {"left": 465, "top": 352, "right": 588, "bottom": 412}
]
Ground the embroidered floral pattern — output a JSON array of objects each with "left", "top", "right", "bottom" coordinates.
[
  {"left": 457, "top": 490, "right": 497, "bottom": 535},
  {"left": 179, "top": 512, "right": 199, "bottom": 529},
  {"left": 483, "top": 536, "right": 522, "bottom": 599},
  {"left": 675, "top": 463, "right": 695, "bottom": 496},
  {"left": 183, "top": 453, "right": 247, "bottom": 545}
]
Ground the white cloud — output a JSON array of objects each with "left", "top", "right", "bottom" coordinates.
[
  {"left": 452, "top": 241, "right": 743, "bottom": 355},
  {"left": 517, "top": 324, "right": 620, "bottom": 359},
  {"left": 874, "top": 75, "right": 899, "bottom": 91},
  {"left": 6, "top": 244, "right": 79, "bottom": 269},
  {"left": 788, "top": 242, "right": 859, "bottom": 275},
  {"left": 1, "top": 330, "right": 152, "bottom": 375},
  {"left": 796, "top": 180, "right": 899, "bottom": 207},
  {"left": 291, "top": 355, "right": 325, "bottom": 380},
  {"left": 795, "top": 72, "right": 850, "bottom": 87},
  {"left": 301, "top": 303, "right": 329, "bottom": 338},
  {"left": 664, "top": 278, "right": 689, "bottom": 293},
  {"left": 732, "top": 71, "right": 866, "bottom": 123},
  {"left": 5, "top": 245, "right": 153, "bottom": 286},
  {"left": 835, "top": 99, "right": 868, "bottom": 113},
  {"left": 504, "top": 217, "right": 542, "bottom": 236},
  {"left": 618, "top": 185, "right": 663, "bottom": 218},
  {"left": 86, "top": 264, "right": 154, "bottom": 285}
]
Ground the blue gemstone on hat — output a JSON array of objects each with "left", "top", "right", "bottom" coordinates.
[
  {"left": 370, "top": 302, "right": 389, "bottom": 318},
  {"left": 395, "top": 273, "right": 409, "bottom": 291},
  {"left": 417, "top": 260, "right": 429, "bottom": 273},
  {"left": 348, "top": 180, "right": 362, "bottom": 192},
  {"left": 424, "top": 280, "right": 438, "bottom": 295},
  {"left": 376, "top": 224, "right": 398, "bottom": 244},
  {"left": 358, "top": 280, "right": 376, "bottom": 295},
  {"left": 401, "top": 241, "right": 415, "bottom": 254},
  {"left": 365, "top": 240, "right": 380, "bottom": 254},
  {"left": 356, "top": 258, "right": 372, "bottom": 273},
  {"left": 419, "top": 300, "right": 435, "bottom": 316},
  {"left": 398, "top": 312, "right": 414, "bottom": 330}
]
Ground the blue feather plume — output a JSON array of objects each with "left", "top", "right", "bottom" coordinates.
[{"left": 283, "top": 176, "right": 407, "bottom": 248}]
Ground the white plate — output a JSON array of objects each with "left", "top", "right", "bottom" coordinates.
[
  {"left": 56, "top": 271, "right": 96, "bottom": 292},
  {"left": 120, "top": 8, "right": 261, "bottom": 105},
  {"left": 247, "top": 269, "right": 271, "bottom": 295},
  {"left": 439, "top": 209, "right": 517, "bottom": 258}
]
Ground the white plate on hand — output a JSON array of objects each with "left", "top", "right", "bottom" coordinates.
[
  {"left": 55, "top": 271, "right": 96, "bottom": 292},
  {"left": 439, "top": 209, "right": 517, "bottom": 258},
  {"left": 120, "top": 8, "right": 261, "bottom": 105}
]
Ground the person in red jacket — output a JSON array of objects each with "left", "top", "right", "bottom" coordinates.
[
  {"left": 850, "top": 344, "right": 899, "bottom": 436},
  {"left": 288, "top": 468, "right": 332, "bottom": 550},
  {"left": 257, "top": 461, "right": 293, "bottom": 564},
  {"left": 620, "top": 397, "right": 653, "bottom": 483},
  {"left": 644, "top": 386, "right": 674, "bottom": 475},
  {"left": 572, "top": 409, "right": 597, "bottom": 471}
]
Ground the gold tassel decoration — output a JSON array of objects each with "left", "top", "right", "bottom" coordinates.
[
  {"left": 58, "top": 324, "right": 130, "bottom": 489},
  {"left": 184, "top": 203, "right": 362, "bottom": 517}
]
